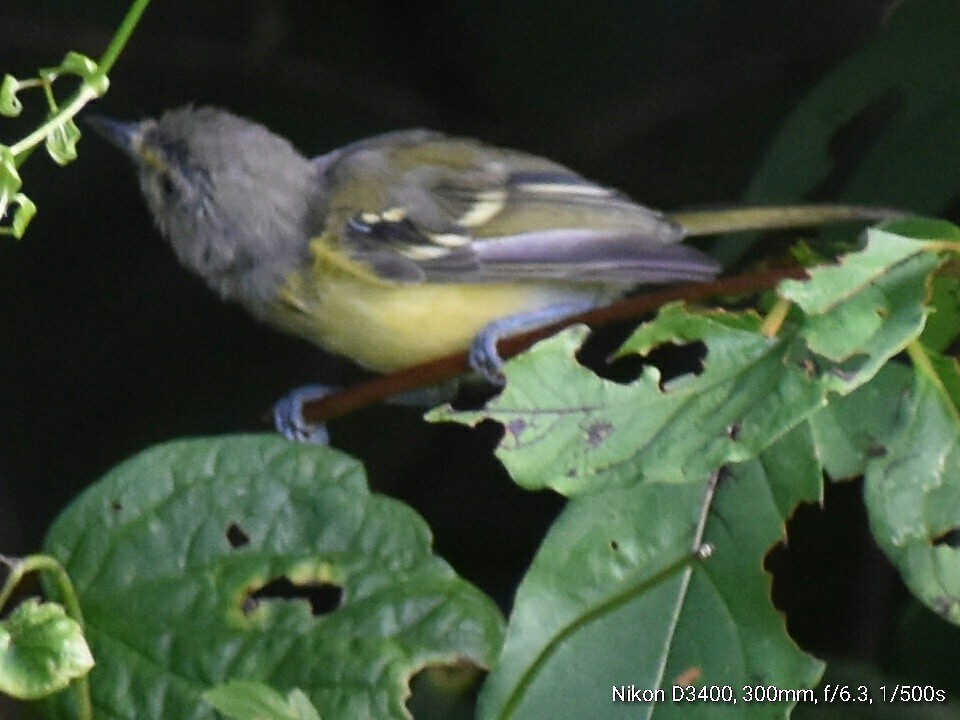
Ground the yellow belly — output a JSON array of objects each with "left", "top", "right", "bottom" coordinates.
[{"left": 271, "top": 270, "right": 608, "bottom": 372}]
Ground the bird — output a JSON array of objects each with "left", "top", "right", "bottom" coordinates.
[{"left": 89, "top": 106, "right": 896, "bottom": 439}]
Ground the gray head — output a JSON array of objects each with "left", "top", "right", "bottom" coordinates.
[{"left": 89, "top": 106, "right": 317, "bottom": 311}]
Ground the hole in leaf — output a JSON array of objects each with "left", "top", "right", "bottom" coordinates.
[
  {"left": 932, "top": 527, "right": 960, "bottom": 549},
  {"left": 244, "top": 576, "right": 343, "bottom": 616},
  {"left": 110, "top": 500, "right": 122, "bottom": 512},
  {"left": 609, "top": 539, "right": 620, "bottom": 551},
  {"left": 406, "top": 659, "right": 484, "bottom": 719},
  {"left": 449, "top": 379, "right": 502, "bottom": 411},
  {"left": 574, "top": 321, "right": 645, "bottom": 382},
  {"left": 767, "top": 480, "right": 899, "bottom": 658},
  {"left": 578, "top": 324, "right": 708, "bottom": 386},
  {"left": 226, "top": 523, "right": 250, "bottom": 549}
]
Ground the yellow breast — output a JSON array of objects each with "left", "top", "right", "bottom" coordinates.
[{"left": 269, "top": 240, "right": 608, "bottom": 372}]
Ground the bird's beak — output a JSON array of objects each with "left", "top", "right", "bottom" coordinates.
[{"left": 84, "top": 115, "right": 143, "bottom": 159}]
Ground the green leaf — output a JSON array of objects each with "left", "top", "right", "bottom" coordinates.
[
  {"left": 57, "top": 51, "right": 99, "bottom": 81},
  {"left": 0, "top": 74, "right": 23, "bottom": 117},
  {"left": 721, "top": 0, "right": 960, "bottom": 265},
  {"left": 807, "top": 362, "right": 913, "bottom": 482},
  {"left": 286, "top": 689, "right": 323, "bottom": 720},
  {"left": 0, "top": 598, "right": 94, "bottom": 700},
  {"left": 864, "top": 352, "right": 960, "bottom": 625},
  {"left": 43, "top": 435, "right": 503, "bottom": 720},
  {"left": 900, "top": 219, "right": 960, "bottom": 354},
  {"left": 0, "top": 147, "right": 32, "bottom": 238},
  {"left": 478, "top": 426, "right": 824, "bottom": 720},
  {"left": 431, "top": 230, "right": 941, "bottom": 495},
  {"left": 778, "top": 229, "right": 937, "bottom": 372},
  {"left": 204, "top": 681, "right": 322, "bottom": 720},
  {"left": 45, "top": 51, "right": 108, "bottom": 96},
  {"left": 6, "top": 193, "right": 37, "bottom": 239},
  {"left": 923, "top": 275, "right": 960, "bottom": 354},
  {"left": 0, "top": 145, "right": 23, "bottom": 214},
  {"left": 44, "top": 117, "right": 81, "bottom": 165}
]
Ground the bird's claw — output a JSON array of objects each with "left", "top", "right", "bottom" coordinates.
[{"left": 273, "top": 384, "right": 333, "bottom": 444}]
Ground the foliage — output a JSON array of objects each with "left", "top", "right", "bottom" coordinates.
[
  {"left": 0, "top": 0, "right": 151, "bottom": 238},
  {"left": 3, "top": 1, "right": 960, "bottom": 719},
  {"left": 38, "top": 436, "right": 502, "bottom": 720},
  {"left": 437, "top": 225, "right": 960, "bottom": 719},
  {"left": 0, "top": 598, "right": 92, "bottom": 701}
]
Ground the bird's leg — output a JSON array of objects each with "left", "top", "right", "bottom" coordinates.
[
  {"left": 276, "top": 300, "right": 598, "bottom": 442},
  {"left": 273, "top": 384, "right": 334, "bottom": 444},
  {"left": 274, "top": 381, "right": 461, "bottom": 443},
  {"left": 469, "top": 299, "right": 600, "bottom": 383}
]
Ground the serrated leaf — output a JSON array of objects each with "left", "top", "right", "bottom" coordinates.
[
  {"left": 45, "top": 117, "right": 81, "bottom": 165},
  {"left": 204, "top": 681, "right": 322, "bottom": 720},
  {"left": 903, "top": 219, "right": 960, "bottom": 354},
  {"left": 864, "top": 354, "right": 960, "bottom": 625},
  {"left": 0, "top": 74, "right": 23, "bottom": 117},
  {"left": 778, "top": 230, "right": 931, "bottom": 314},
  {"left": 478, "top": 426, "right": 823, "bottom": 720},
  {"left": 0, "top": 598, "right": 93, "bottom": 700},
  {"left": 43, "top": 435, "right": 503, "bottom": 720},
  {"left": 782, "top": 236, "right": 938, "bottom": 374},
  {"left": 431, "top": 230, "right": 941, "bottom": 495}
]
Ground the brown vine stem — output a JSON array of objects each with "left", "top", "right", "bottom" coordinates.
[{"left": 296, "top": 266, "right": 808, "bottom": 426}]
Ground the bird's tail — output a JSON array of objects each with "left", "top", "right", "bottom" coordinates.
[{"left": 668, "top": 204, "right": 905, "bottom": 237}]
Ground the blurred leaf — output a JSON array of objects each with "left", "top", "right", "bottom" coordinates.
[
  {"left": 864, "top": 350, "right": 960, "bottom": 625},
  {"left": 431, "top": 229, "right": 942, "bottom": 495},
  {"left": 0, "top": 598, "right": 93, "bottom": 700},
  {"left": 204, "top": 681, "right": 321, "bottom": 720},
  {"left": 794, "top": 659, "right": 960, "bottom": 720},
  {"left": 43, "top": 435, "right": 503, "bottom": 720},
  {"left": 719, "top": 0, "right": 960, "bottom": 265},
  {"left": 882, "top": 599, "right": 960, "bottom": 697},
  {"left": 478, "top": 426, "right": 823, "bottom": 720}
]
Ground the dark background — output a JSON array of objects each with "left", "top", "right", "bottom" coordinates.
[{"left": 2, "top": 1, "right": 958, "bottom": 718}]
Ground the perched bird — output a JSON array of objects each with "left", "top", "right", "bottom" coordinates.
[{"left": 89, "top": 106, "right": 894, "bottom": 437}]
